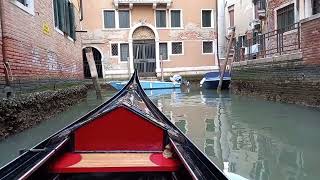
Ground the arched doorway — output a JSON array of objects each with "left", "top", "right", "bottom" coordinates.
[
  {"left": 132, "top": 26, "right": 156, "bottom": 77},
  {"left": 82, "top": 47, "right": 103, "bottom": 78}
]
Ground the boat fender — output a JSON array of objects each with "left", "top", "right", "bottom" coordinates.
[{"left": 163, "top": 144, "right": 173, "bottom": 159}]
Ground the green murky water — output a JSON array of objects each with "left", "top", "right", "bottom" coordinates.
[{"left": 1, "top": 88, "right": 320, "bottom": 180}]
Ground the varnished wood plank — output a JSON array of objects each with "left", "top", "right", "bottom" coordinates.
[{"left": 71, "top": 153, "right": 156, "bottom": 168}]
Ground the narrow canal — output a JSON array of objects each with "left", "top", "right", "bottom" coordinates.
[{"left": 1, "top": 88, "right": 320, "bottom": 180}]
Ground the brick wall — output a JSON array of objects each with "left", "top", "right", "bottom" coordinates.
[
  {"left": 231, "top": 15, "right": 320, "bottom": 107},
  {"left": 301, "top": 15, "right": 320, "bottom": 65},
  {"left": 266, "top": 0, "right": 292, "bottom": 32},
  {"left": 0, "top": 0, "right": 83, "bottom": 86},
  {"left": 0, "top": 15, "right": 3, "bottom": 83}
]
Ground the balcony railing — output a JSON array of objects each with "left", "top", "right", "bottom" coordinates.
[
  {"left": 234, "top": 22, "right": 301, "bottom": 62},
  {"left": 114, "top": 0, "right": 172, "bottom": 8}
]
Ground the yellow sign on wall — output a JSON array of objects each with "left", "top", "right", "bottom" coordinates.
[{"left": 42, "top": 22, "right": 51, "bottom": 36}]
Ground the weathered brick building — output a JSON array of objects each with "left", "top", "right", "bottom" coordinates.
[
  {"left": 229, "top": 0, "right": 320, "bottom": 107},
  {"left": 0, "top": 0, "right": 83, "bottom": 95},
  {"left": 81, "top": 0, "right": 218, "bottom": 79}
]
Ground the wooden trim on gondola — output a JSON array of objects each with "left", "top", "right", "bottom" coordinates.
[{"left": 51, "top": 152, "right": 181, "bottom": 173}]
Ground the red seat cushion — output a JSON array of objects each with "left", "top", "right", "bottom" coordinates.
[
  {"left": 74, "top": 107, "right": 165, "bottom": 151},
  {"left": 51, "top": 153, "right": 181, "bottom": 173}
]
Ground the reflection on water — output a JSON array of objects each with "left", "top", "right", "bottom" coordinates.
[
  {"left": 151, "top": 89, "right": 320, "bottom": 180},
  {"left": 1, "top": 88, "right": 320, "bottom": 180}
]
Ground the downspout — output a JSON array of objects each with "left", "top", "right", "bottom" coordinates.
[
  {"left": 215, "top": 0, "right": 221, "bottom": 71},
  {"left": 79, "top": 0, "right": 83, "bottom": 21},
  {"left": 0, "top": 0, "right": 11, "bottom": 87}
]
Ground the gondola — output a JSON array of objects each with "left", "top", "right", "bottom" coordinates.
[{"left": 0, "top": 71, "right": 228, "bottom": 180}]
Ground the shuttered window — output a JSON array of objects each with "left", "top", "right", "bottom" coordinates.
[
  {"left": 53, "top": 0, "right": 76, "bottom": 40},
  {"left": 104, "top": 10, "right": 115, "bottom": 28},
  {"left": 159, "top": 43, "right": 168, "bottom": 60},
  {"left": 119, "top": 10, "right": 130, "bottom": 28},
  {"left": 170, "top": 10, "right": 181, "bottom": 28},
  {"left": 120, "top": 43, "right": 129, "bottom": 61},
  {"left": 277, "top": 4, "right": 294, "bottom": 32},
  {"left": 202, "top": 10, "right": 212, "bottom": 27},
  {"left": 156, "top": 10, "right": 167, "bottom": 28}
]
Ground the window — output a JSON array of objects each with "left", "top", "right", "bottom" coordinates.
[
  {"left": 228, "top": 5, "right": 235, "bottom": 27},
  {"left": 202, "top": 41, "right": 213, "bottom": 54},
  {"left": 202, "top": 10, "right": 212, "bottom": 28},
  {"left": 171, "top": 42, "right": 183, "bottom": 55},
  {"left": 104, "top": 10, "right": 115, "bottom": 28},
  {"left": 159, "top": 43, "right": 168, "bottom": 60},
  {"left": 120, "top": 43, "right": 129, "bottom": 62},
  {"left": 12, "top": 0, "right": 34, "bottom": 15},
  {"left": 156, "top": 10, "right": 167, "bottom": 28},
  {"left": 277, "top": 4, "right": 294, "bottom": 31},
  {"left": 313, "top": 0, "right": 320, "bottom": 15},
  {"left": 53, "top": 0, "right": 76, "bottom": 40},
  {"left": 256, "top": 0, "right": 266, "bottom": 10},
  {"left": 111, "top": 43, "right": 118, "bottom": 56},
  {"left": 119, "top": 10, "right": 130, "bottom": 28},
  {"left": 17, "top": 0, "right": 27, "bottom": 6},
  {"left": 170, "top": 10, "right": 182, "bottom": 28}
]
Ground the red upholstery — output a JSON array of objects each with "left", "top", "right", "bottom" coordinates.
[
  {"left": 51, "top": 153, "right": 181, "bottom": 173},
  {"left": 74, "top": 107, "right": 164, "bottom": 151}
]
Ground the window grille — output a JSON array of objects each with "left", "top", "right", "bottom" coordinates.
[
  {"left": 203, "top": 41, "right": 213, "bottom": 54},
  {"left": 277, "top": 4, "right": 294, "bottom": 32},
  {"left": 111, "top": 44, "right": 118, "bottom": 56},
  {"left": 171, "top": 42, "right": 182, "bottom": 54}
]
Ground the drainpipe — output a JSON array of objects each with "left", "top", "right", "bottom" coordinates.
[
  {"left": 80, "top": 0, "right": 83, "bottom": 21},
  {"left": 0, "top": 0, "right": 11, "bottom": 88},
  {"left": 215, "top": 0, "right": 221, "bottom": 70}
]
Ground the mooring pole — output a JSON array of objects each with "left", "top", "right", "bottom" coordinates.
[
  {"left": 85, "top": 47, "right": 102, "bottom": 99},
  {"left": 217, "top": 30, "right": 235, "bottom": 92},
  {"left": 160, "top": 55, "right": 164, "bottom": 82}
]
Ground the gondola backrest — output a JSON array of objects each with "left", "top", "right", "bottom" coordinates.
[{"left": 73, "top": 107, "right": 165, "bottom": 151}]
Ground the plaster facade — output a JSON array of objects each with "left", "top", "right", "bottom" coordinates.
[{"left": 81, "top": 0, "right": 218, "bottom": 79}]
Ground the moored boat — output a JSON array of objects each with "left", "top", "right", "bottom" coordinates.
[
  {"left": 0, "top": 71, "right": 228, "bottom": 180},
  {"left": 200, "top": 71, "right": 231, "bottom": 89},
  {"left": 108, "top": 80, "right": 181, "bottom": 91}
]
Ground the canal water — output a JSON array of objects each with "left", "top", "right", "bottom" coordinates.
[{"left": 1, "top": 88, "right": 320, "bottom": 180}]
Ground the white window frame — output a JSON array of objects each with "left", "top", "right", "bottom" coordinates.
[
  {"left": 170, "top": 41, "right": 184, "bottom": 56},
  {"left": 202, "top": 40, "right": 214, "bottom": 54},
  {"left": 11, "top": 0, "right": 35, "bottom": 16},
  {"left": 201, "top": 9, "right": 214, "bottom": 28},
  {"left": 102, "top": 9, "right": 131, "bottom": 30},
  {"left": 159, "top": 41, "right": 170, "bottom": 61},
  {"left": 169, "top": 9, "right": 183, "bottom": 29},
  {"left": 110, "top": 43, "right": 119, "bottom": 58},
  {"left": 154, "top": 9, "right": 168, "bottom": 29}
]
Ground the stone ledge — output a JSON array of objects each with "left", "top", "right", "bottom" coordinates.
[
  {"left": 232, "top": 52, "right": 303, "bottom": 67},
  {"left": 0, "top": 85, "right": 88, "bottom": 139},
  {"left": 300, "top": 14, "right": 320, "bottom": 24}
]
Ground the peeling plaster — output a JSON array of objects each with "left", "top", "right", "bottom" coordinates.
[{"left": 169, "top": 23, "right": 216, "bottom": 40}]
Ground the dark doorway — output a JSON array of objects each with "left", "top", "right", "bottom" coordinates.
[
  {"left": 82, "top": 47, "right": 103, "bottom": 78},
  {"left": 133, "top": 40, "right": 156, "bottom": 77}
]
